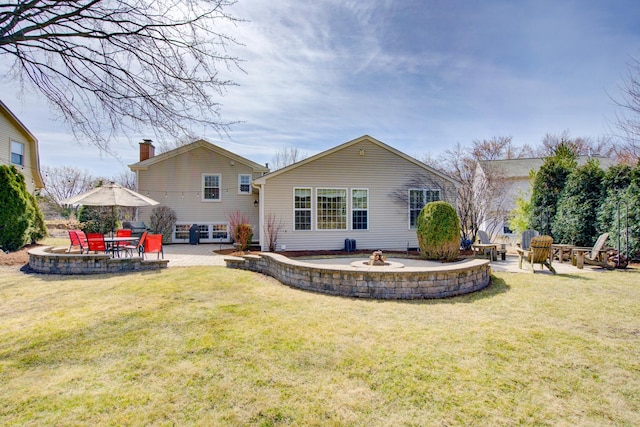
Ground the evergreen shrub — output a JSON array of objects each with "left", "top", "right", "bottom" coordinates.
[
  {"left": 0, "top": 165, "right": 47, "bottom": 251},
  {"left": 416, "top": 201, "right": 461, "bottom": 261}
]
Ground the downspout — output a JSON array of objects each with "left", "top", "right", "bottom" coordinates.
[{"left": 252, "top": 181, "right": 265, "bottom": 251}]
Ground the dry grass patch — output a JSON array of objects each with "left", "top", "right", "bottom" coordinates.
[{"left": 1, "top": 266, "right": 639, "bottom": 425}]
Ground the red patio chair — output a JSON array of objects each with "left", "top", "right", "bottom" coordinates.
[
  {"left": 123, "top": 230, "right": 148, "bottom": 257},
  {"left": 114, "top": 229, "right": 132, "bottom": 257},
  {"left": 142, "top": 233, "right": 163, "bottom": 259},
  {"left": 68, "top": 230, "right": 83, "bottom": 253},
  {"left": 86, "top": 233, "right": 108, "bottom": 254},
  {"left": 72, "top": 230, "right": 89, "bottom": 253}
]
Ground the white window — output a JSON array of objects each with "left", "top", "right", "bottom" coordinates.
[
  {"left": 351, "top": 189, "right": 368, "bottom": 230},
  {"left": 202, "top": 174, "right": 221, "bottom": 201},
  {"left": 294, "top": 188, "right": 312, "bottom": 231},
  {"left": 11, "top": 141, "right": 24, "bottom": 166},
  {"left": 173, "top": 223, "right": 229, "bottom": 243},
  {"left": 317, "top": 188, "right": 347, "bottom": 230},
  {"left": 409, "top": 189, "right": 440, "bottom": 228},
  {"left": 239, "top": 174, "right": 251, "bottom": 194}
]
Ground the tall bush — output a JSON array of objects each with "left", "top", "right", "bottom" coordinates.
[
  {"left": 0, "top": 165, "right": 46, "bottom": 251},
  {"left": 78, "top": 205, "right": 119, "bottom": 234},
  {"left": 598, "top": 164, "right": 640, "bottom": 259},
  {"left": 528, "top": 143, "right": 577, "bottom": 236},
  {"left": 227, "top": 210, "right": 253, "bottom": 251},
  {"left": 149, "top": 206, "right": 177, "bottom": 243},
  {"left": 509, "top": 189, "right": 533, "bottom": 235},
  {"left": 552, "top": 159, "right": 605, "bottom": 246},
  {"left": 416, "top": 201, "right": 460, "bottom": 261}
]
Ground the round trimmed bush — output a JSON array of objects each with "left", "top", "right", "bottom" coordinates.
[{"left": 416, "top": 201, "right": 461, "bottom": 261}]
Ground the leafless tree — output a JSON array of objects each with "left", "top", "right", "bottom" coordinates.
[
  {"left": 430, "top": 138, "right": 516, "bottom": 244},
  {"left": 270, "top": 146, "right": 307, "bottom": 170},
  {"left": 39, "top": 165, "right": 96, "bottom": 217},
  {"left": 264, "top": 212, "right": 284, "bottom": 252},
  {"left": 612, "top": 58, "right": 640, "bottom": 164},
  {"left": 111, "top": 169, "right": 136, "bottom": 190},
  {"left": 0, "top": 0, "right": 243, "bottom": 152},
  {"left": 538, "top": 131, "right": 615, "bottom": 158}
]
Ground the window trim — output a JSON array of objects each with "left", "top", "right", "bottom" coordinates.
[
  {"left": 201, "top": 173, "right": 222, "bottom": 202},
  {"left": 316, "top": 187, "right": 348, "bottom": 231},
  {"left": 351, "top": 188, "right": 369, "bottom": 231},
  {"left": 293, "top": 187, "right": 312, "bottom": 231},
  {"left": 408, "top": 188, "right": 441, "bottom": 229},
  {"left": 10, "top": 141, "right": 24, "bottom": 166},
  {"left": 238, "top": 174, "right": 252, "bottom": 195}
]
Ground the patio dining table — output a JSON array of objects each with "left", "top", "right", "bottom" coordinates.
[{"left": 104, "top": 236, "right": 139, "bottom": 257}]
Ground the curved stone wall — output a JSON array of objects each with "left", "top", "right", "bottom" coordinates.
[
  {"left": 225, "top": 253, "right": 491, "bottom": 299},
  {"left": 28, "top": 246, "right": 169, "bottom": 274}
]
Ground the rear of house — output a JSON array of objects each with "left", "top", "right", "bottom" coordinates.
[
  {"left": 254, "top": 135, "right": 460, "bottom": 252},
  {"left": 129, "top": 139, "right": 268, "bottom": 243}
]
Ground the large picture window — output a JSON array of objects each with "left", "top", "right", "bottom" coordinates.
[
  {"left": 294, "top": 188, "right": 312, "bottom": 230},
  {"left": 409, "top": 189, "right": 440, "bottom": 228},
  {"left": 317, "top": 188, "right": 347, "bottom": 230},
  {"left": 202, "top": 174, "right": 221, "bottom": 201},
  {"left": 11, "top": 141, "right": 24, "bottom": 166},
  {"left": 352, "top": 189, "right": 368, "bottom": 230}
]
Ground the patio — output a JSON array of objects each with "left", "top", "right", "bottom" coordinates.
[{"left": 163, "top": 245, "right": 605, "bottom": 273}]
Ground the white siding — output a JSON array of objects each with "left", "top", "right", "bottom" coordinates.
[
  {"left": 259, "top": 140, "right": 457, "bottom": 251},
  {"left": 136, "top": 146, "right": 260, "bottom": 242}
]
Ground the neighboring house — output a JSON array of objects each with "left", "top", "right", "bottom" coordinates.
[
  {"left": 253, "top": 135, "right": 461, "bottom": 252},
  {"left": 129, "top": 139, "right": 269, "bottom": 243},
  {"left": 476, "top": 155, "right": 615, "bottom": 242},
  {"left": 0, "top": 99, "right": 44, "bottom": 193}
]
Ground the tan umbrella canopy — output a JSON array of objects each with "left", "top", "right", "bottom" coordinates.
[{"left": 62, "top": 182, "right": 159, "bottom": 207}]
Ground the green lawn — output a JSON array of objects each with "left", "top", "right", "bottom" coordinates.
[{"left": 1, "top": 263, "right": 639, "bottom": 426}]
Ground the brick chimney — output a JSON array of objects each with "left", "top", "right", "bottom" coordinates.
[{"left": 139, "top": 139, "right": 155, "bottom": 161}]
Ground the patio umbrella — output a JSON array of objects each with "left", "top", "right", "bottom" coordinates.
[
  {"left": 62, "top": 182, "right": 159, "bottom": 235},
  {"left": 62, "top": 182, "right": 159, "bottom": 207}
]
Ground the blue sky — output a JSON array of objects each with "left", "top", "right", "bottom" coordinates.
[{"left": 2, "top": 0, "right": 640, "bottom": 178}]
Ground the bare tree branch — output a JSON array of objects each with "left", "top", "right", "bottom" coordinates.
[
  {"left": 611, "top": 57, "right": 640, "bottom": 164},
  {"left": 1, "top": 0, "right": 244, "bottom": 151}
]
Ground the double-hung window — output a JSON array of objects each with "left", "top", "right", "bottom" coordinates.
[
  {"left": 351, "top": 189, "right": 368, "bottom": 230},
  {"left": 202, "top": 174, "right": 221, "bottom": 201},
  {"left": 409, "top": 189, "right": 440, "bottom": 228},
  {"left": 294, "top": 188, "right": 312, "bottom": 230},
  {"left": 239, "top": 174, "right": 251, "bottom": 194},
  {"left": 11, "top": 141, "right": 24, "bottom": 166},
  {"left": 317, "top": 188, "right": 347, "bottom": 230}
]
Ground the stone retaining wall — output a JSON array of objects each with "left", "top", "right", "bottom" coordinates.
[
  {"left": 28, "top": 246, "right": 168, "bottom": 274},
  {"left": 225, "top": 253, "right": 491, "bottom": 299}
]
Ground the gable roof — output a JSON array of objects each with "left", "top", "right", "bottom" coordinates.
[
  {"left": 128, "top": 139, "right": 269, "bottom": 172},
  {"left": 254, "top": 135, "right": 461, "bottom": 186},
  {"left": 478, "top": 155, "right": 615, "bottom": 179},
  {"left": 0, "top": 99, "right": 44, "bottom": 189}
]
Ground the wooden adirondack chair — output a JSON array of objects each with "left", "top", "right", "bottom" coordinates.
[
  {"left": 518, "top": 229, "right": 539, "bottom": 250},
  {"left": 516, "top": 235, "right": 556, "bottom": 274},
  {"left": 571, "top": 233, "right": 612, "bottom": 269}
]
